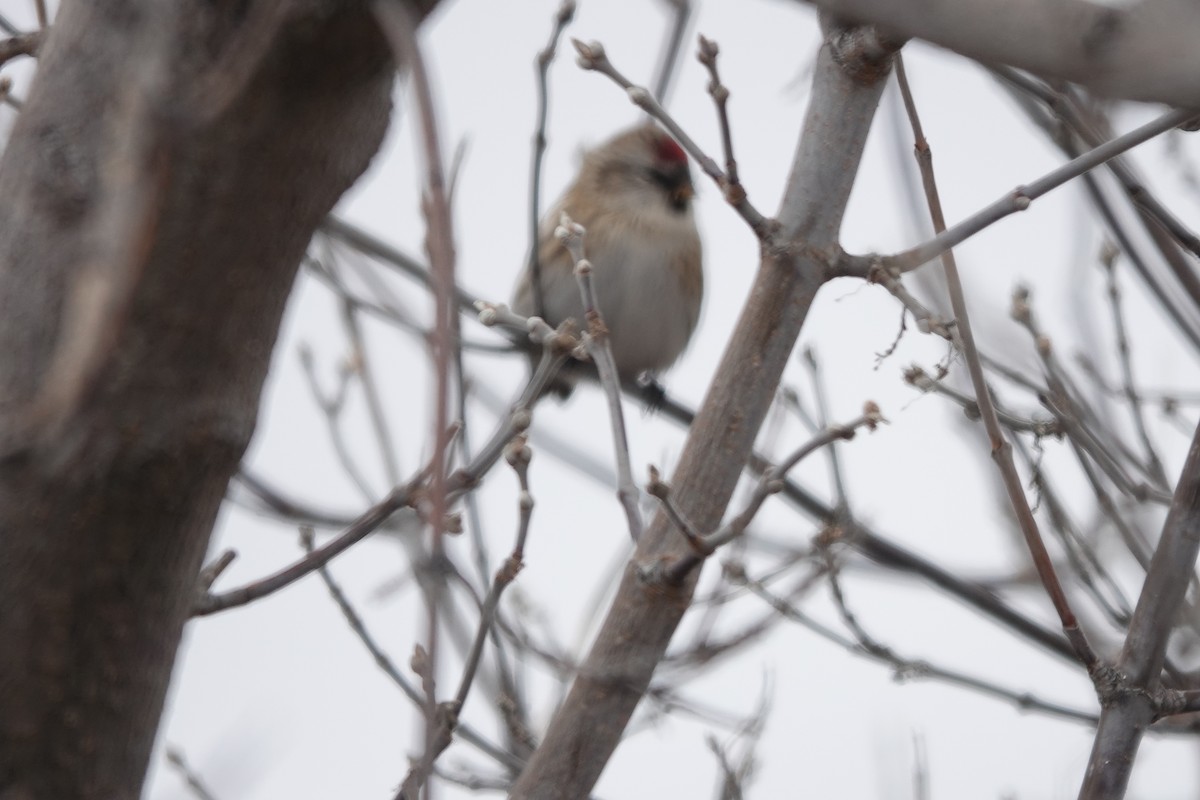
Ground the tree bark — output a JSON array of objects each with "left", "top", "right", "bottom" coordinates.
[
  {"left": 799, "top": 0, "right": 1200, "bottom": 107},
  {"left": 510, "top": 23, "right": 893, "bottom": 799},
  {"left": 0, "top": 2, "right": 431, "bottom": 797},
  {"left": 1078, "top": 421, "right": 1200, "bottom": 798}
]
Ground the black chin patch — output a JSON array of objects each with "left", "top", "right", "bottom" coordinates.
[{"left": 649, "top": 167, "right": 692, "bottom": 213}]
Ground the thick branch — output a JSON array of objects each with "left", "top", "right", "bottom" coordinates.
[
  {"left": 1079, "top": 422, "right": 1200, "bottom": 797},
  {"left": 509, "top": 25, "right": 892, "bottom": 799},
  {"left": 799, "top": 0, "right": 1200, "bottom": 107}
]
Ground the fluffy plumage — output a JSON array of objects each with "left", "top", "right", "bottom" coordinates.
[{"left": 512, "top": 124, "right": 704, "bottom": 394}]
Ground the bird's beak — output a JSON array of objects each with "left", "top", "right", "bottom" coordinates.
[{"left": 672, "top": 181, "right": 695, "bottom": 205}]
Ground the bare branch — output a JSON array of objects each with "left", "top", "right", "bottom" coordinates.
[
  {"left": 646, "top": 464, "right": 707, "bottom": 555},
  {"left": 164, "top": 746, "right": 219, "bottom": 800},
  {"left": 1081, "top": 423, "right": 1200, "bottom": 793},
  {"left": 372, "top": 8, "right": 460, "bottom": 789},
  {"left": 840, "top": 107, "right": 1196, "bottom": 278},
  {"left": 298, "top": 529, "right": 523, "bottom": 774},
  {"left": 194, "top": 480, "right": 421, "bottom": 616},
  {"left": 197, "top": 306, "right": 569, "bottom": 618},
  {"left": 557, "top": 214, "right": 643, "bottom": 542},
  {"left": 298, "top": 341, "right": 381, "bottom": 503},
  {"left": 526, "top": 0, "right": 576, "bottom": 319},
  {"left": 893, "top": 55, "right": 1098, "bottom": 669},
  {"left": 700, "top": 404, "right": 883, "bottom": 552},
  {"left": 803, "top": 349, "right": 852, "bottom": 509},
  {"left": 0, "top": 30, "right": 41, "bottom": 67},
  {"left": 651, "top": 0, "right": 692, "bottom": 103},
  {"left": 738, "top": 570, "right": 1100, "bottom": 725},
  {"left": 511, "top": 26, "right": 896, "bottom": 796},
  {"left": 1011, "top": 287, "right": 1172, "bottom": 503},
  {"left": 904, "top": 365, "right": 1061, "bottom": 437},
  {"left": 340, "top": 298, "right": 402, "bottom": 486},
  {"left": 696, "top": 34, "right": 751, "bottom": 214},
  {"left": 195, "top": 550, "right": 236, "bottom": 595},
  {"left": 796, "top": 0, "right": 1200, "bottom": 107},
  {"left": 1100, "top": 244, "right": 1168, "bottom": 487},
  {"left": 395, "top": 437, "right": 540, "bottom": 794},
  {"left": 571, "top": 39, "right": 776, "bottom": 240}
]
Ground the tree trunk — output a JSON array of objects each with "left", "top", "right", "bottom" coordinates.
[{"left": 0, "top": 2, "right": 429, "bottom": 797}]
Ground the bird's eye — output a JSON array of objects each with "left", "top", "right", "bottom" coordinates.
[{"left": 646, "top": 167, "right": 679, "bottom": 190}]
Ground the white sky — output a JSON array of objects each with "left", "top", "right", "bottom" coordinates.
[{"left": 5, "top": 0, "right": 1200, "bottom": 798}]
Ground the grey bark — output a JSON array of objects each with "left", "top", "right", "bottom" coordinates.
[
  {"left": 509, "top": 23, "right": 893, "bottom": 799},
  {"left": 0, "top": 2, "right": 434, "bottom": 797},
  {"left": 1078, "top": 422, "right": 1200, "bottom": 798},
  {"left": 799, "top": 0, "right": 1200, "bottom": 108}
]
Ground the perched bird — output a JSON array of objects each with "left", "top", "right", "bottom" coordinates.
[{"left": 512, "top": 123, "right": 703, "bottom": 396}]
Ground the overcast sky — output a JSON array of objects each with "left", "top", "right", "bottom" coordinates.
[{"left": 3, "top": 1, "right": 1192, "bottom": 797}]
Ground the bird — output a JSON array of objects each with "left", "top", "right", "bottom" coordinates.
[{"left": 511, "top": 123, "right": 704, "bottom": 398}]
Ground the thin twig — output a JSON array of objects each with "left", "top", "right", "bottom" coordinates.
[
  {"left": 912, "top": 734, "right": 929, "bottom": 800},
  {"left": 526, "top": 0, "right": 575, "bottom": 319},
  {"left": 372, "top": 9, "right": 459, "bottom": 794},
  {"left": 465, "top": 318, "right": 1084, "bottom": 668},
  {"left": 904, "top": 365, "right": 1060, "bottom": 436},
  {"left": 737, "top": 571, "right": 1098, "bottom": 725},
  {"left": 165, "top": 746, "right": 219, "bottom": 800},
  {"left": 803, "top": 349, "right": 851, "bottom": 510},
  {"left": 651, "top": 0, "right": 692, "bottom": 104},
  {"left": 234, "top": 468, "right": 362, "bottom": 529},
  {"left": 994, "top": 66, "right": 1200, "bottom": 307},
  {"left": 627, "top": 375, "right": 1083, "bottom": 664},
  {"left": 195, "top": 550, "right": 236, "bottom": 595},
  {"left": 719, "top": 407, "right": 883, "bottom": 548},
  {"left": 432, "top": 765, "right": 511, "bottom": 794},
  {"left": 297, "top": 528, "right": 523, "bottom": 774},
  {"left": 341, "top": 298, "right": 402, "bottom": 485},
  {"left": 866, "top": 265, "right": 955, "bottom": 338},
  {"left": 320, "top": 217, "right": 484, "bottom": 324},
  {"left": 840, "top": 106, "right": 1197, "bottom": 277},
  {"left": 663, "top": 405, "right": 884, "bottom": 581},
  {"left": 298, "top": 528, "right": 422, "bottom": 708},
  {"left": 304, "top": 254, "right": 435, "bottom": 345},
  {"left": 1075, "top": 355, "right": 1200, "bottom": 407},
  {"left": 1070, "top": 439, "right": 1156, "bottom": 571},
  {"left": 458, "top": 438, "right": 535, "bottom": 708},
  {"left": 558, "top": 214, "right": 644, "bottom": 542},
  {"left": 894, "top": 55, "right": 1098, "bottom": 669},
  {"left": 446, "top": 305, "right": 530, "bottom": 752},
  {"left": 1010, "top": 435, "right": 1136, "bottom": 628},
  {"left": 197, "top": 315, "right": 567, "bottom": 618},
  {"left": 696, "top": 34, "right": 749, "bottom": 212},
  {"left": 708, "top": 406, "right": 882, "bottom": 552},
  {"left": 646, "top": 465, "right": 706, "bottom": 554},
  {"left": 1101, "top": 244, "right": 1168, "bottom": 487},
  {"left": 398, "top": 435, "right": 540, "bottom": 800},
  {"left": 298, "top": 341, "right": 379, "bottom": 502},
  {"left": 194, "top": 477, "right": 422, "bottom": 616},
  {"left": 1012, "top": 287, "right": 1171, "bottom": 503},
  {"left": 572, "top": 39, "right": 775, "bottom": 241}
]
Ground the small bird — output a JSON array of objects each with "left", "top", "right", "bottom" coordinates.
[{"left": 512, "top": 123, "right": 703, "bottom": 396}]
